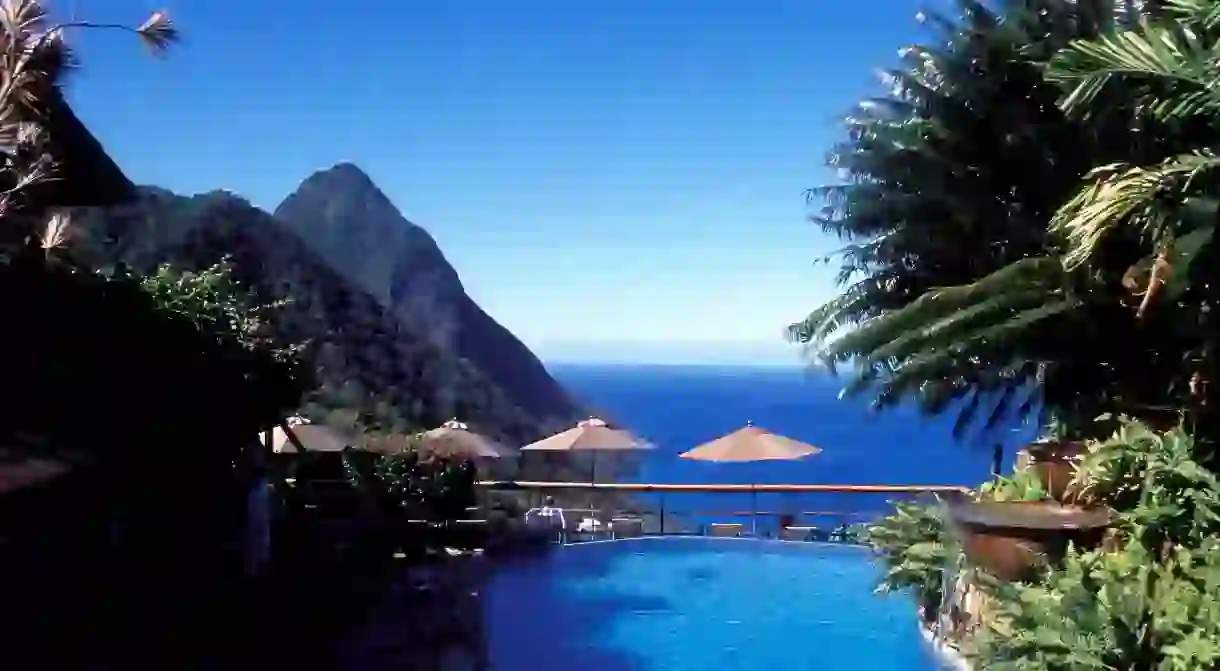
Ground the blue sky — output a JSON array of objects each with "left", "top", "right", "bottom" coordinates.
[{"left": 68, "top": 0, "right": 927, "bottom": 364}]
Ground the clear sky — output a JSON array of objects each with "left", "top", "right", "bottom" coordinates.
[{"left": 67, "top": 0, "right": 926, "bottom": 365}]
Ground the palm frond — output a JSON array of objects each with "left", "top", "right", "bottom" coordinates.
[
  {"left": 822, "top": 257, "right": 1065, "bottom": 361},
  {"left": 0, "top": 2, "right": 178, "bottom": 242},
  {"left": 134, "top": 10, "right": 178, "bottom": 55},
  {"left": 1047, "top": 18, "right": 1220, "bottom": 118},
  {"left": 1051, "top": 151, "right": 1220, "bottom": 269},
  {"left": 790, "top": 0, "right": 1174, "bottom": 432},
  {"left": 864, "top": 298, "right": 1080, "bottom": 398},
  {"left": 1162, "top": 0, "right": 1220, "bottom": 30}
]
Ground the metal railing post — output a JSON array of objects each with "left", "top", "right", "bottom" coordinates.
[
  {"left": 659, "top": 491, "right": 665, "bottom": 535},
  {"left": 751, "top": 484, "right": 757, "bottom": 537}
]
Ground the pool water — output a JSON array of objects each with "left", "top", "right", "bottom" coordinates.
[{"left": 484, "top": 537, "right": 942, "bottom": 670}]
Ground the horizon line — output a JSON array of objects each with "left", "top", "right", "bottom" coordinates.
[{"left": 543, "top": 359, "right": 807, "bottom": 368}]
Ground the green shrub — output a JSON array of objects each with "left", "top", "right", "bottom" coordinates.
[{"left": 863, "top": 500, "right": 954, "bottom": 620}]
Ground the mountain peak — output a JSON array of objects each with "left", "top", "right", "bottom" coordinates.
[
  {"left": 297, "top": 162, "right": 380, "bottom": 194},
  {"left": 274, "top": 161, "right": 462, "bottom": 342},
  {"left": 273, "top": 164, "right": 579, "bottom": 422}
]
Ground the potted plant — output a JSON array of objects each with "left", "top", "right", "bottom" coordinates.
[
  {"left": 1106, "top": 403, "right": 1183, "bottom": 432},
  {"left": 1014, "top": 419, "right": 1090, "bottom": 502},
  {"left": 947, "top": 472, "right": 1112, "bottom": 583}
]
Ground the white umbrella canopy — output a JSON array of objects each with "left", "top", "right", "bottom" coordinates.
[{"left": 418, "top": 419, "right": 514, "bottom": 460}]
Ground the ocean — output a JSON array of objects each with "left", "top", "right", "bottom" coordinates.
[{"left": 547, "top": 363, "right": 1038, "bottom": 527}]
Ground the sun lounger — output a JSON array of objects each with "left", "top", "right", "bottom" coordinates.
[
  {"left": 576, "top": 517, "right": 606, "bottom": 534},
  {"left": 523, "top": 506, "right": 568, "bottom": 543},
  {"left": 829, "top": 524, "right": 858, "bottom": 543},
  {"left": 780, "top": 526, "right": 818, "bottom": 541},
  {"left": 709, "top": 522, "right": 744, "bottom": 537}
]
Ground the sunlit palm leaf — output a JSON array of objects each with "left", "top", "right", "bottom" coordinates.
[
  {"left": 1162, "top": 0, "right": 1220, "bottom": 30},
  {"left": 1047, "top": 18, "right": 1220, "bottom": 118},
  {"left": 1051, "top": 152, "right": 1220, "bottom": 269}
]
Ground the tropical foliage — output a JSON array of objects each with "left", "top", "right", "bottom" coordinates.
[
  {"left": 970, "top": 540, "right": 1220, "bottom": 671},
  {"left": 804, "top": 0, "right": 1220, "bottom": 667},
  {"left": 977, "top": 469, "right": 1048, "bottom": 503},
  {"left": 862, "top": 500, "right": 953, "bottom": 620},
  {"left": 789, "top": 0, "right": 1220, "bottom": 436},
  {"left": 966, "top": 418, "right": 1220, "bottom": 669},
  {"left": 343, "top": 444, "right": 479, "bottom": 525},
  {"left": 139, "top": 259, "right": 305, "bottom": 363}
]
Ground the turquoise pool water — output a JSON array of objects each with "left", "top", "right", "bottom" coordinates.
[{"left": 484, "top": 537, "right": 942, "bottom": 670}]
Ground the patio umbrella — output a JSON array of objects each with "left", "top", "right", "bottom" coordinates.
[
  {"left": 679, "top": 422, "right": 822, "bottom": 534},
  {"left": 268, "top": 419, "right": 355, "bottom": 454},
  {"left": 418, "top": 419, "right": 513, "bottom": 461},
  {"left": 520, "top": 417, "right": 653, "bottom": 484}
]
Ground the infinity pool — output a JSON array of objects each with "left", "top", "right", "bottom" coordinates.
[{"left": 483, "top": 536, "right": 942, "bottom": 670}]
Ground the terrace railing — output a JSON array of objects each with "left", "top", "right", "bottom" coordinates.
[{"left": 477, "top": 480, "right": 969, "bottom": 542}]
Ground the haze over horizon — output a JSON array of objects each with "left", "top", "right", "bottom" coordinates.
[
  {"left": 70, "top": 0, "right": 926, "bottom": 363},
  {"left": 538, "top": 339, "right": 807, "bottom": 367}
]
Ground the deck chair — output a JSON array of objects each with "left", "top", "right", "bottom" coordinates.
[{"left": 709, "top": 522, "right": 744, "bottom": 537}]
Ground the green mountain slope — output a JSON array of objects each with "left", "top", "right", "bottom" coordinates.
[{"left": 75, "top": 188, "right": 582, "bottom": 445}]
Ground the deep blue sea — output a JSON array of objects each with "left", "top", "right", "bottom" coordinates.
[{"left": 548, "top": 363, "right": 1037, "bottom": 525}]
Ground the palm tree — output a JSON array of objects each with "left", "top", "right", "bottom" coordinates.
[
  {"left": 1045, "top": 0, "right": 1220, "bottom": 382},
  {"left": 790, "top": 0, "right": 1216, "bottom": 435}
]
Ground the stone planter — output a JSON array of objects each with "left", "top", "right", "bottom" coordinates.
[
  {"left": 946, "top": 499, "right": 1112, "bottom": 583},
  {"left": 1015, "top": 440, "right": 1088, "bottom": 502}
]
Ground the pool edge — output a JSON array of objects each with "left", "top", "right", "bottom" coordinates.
[
  {"left": 919, "top": 619, "right": 972, "bottom": 671},
  {"left": 562, "top": 535, "right": 874, "bottom": 550}
]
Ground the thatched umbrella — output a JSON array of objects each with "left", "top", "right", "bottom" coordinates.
[
  {"left": 679, "top": 422, "right": 822, "bottom": 535},
  {"left": 520, "top": 417, "right": 653, "bottom": 484},
  {"left": 419, "top": 419, "right": 513, "bottom": 461},
  {"left": 267, "top": 419, "right": 354, "bottom": 454}
]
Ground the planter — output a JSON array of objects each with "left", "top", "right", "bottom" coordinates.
[
  {"left": 1115, "top": 405, "right": 1183, "bottom": 432},
  {"left": 1015, "top": 440, "right": 1088, "bottom": 502},
  {"left": 946, "top": 499, "right": 1112, "bottom": 583}
]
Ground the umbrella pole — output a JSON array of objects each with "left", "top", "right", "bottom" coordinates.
[
  {"left": 590, "top": 453, "right": 597, "bottom": 512},
  {"left": 751, "top": 483, "right": 757, "bottom": 537}
]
